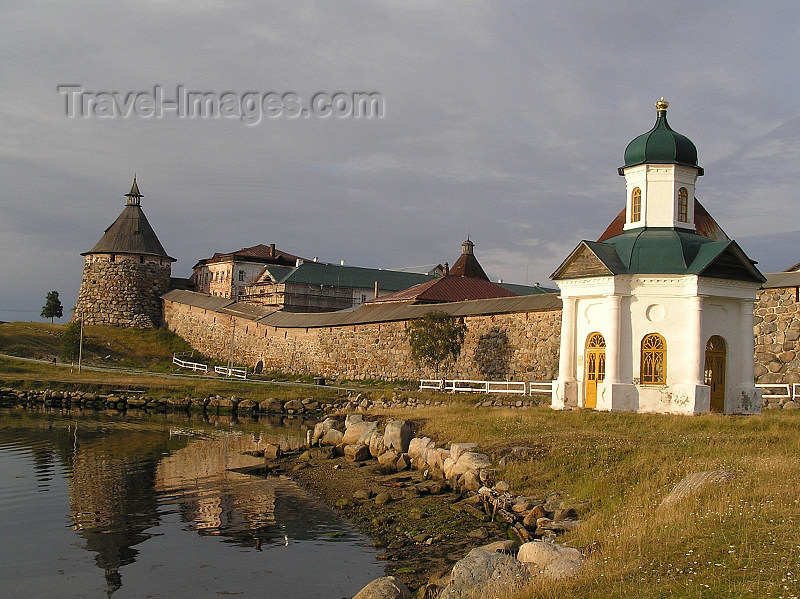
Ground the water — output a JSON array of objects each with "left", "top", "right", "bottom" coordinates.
[{"left": 0, "top": 408, "right": 384, "bottom": 599}]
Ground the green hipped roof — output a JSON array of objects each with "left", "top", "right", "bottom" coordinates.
[
  {"left": 267, "top": 261, "right": 436, "bottom": 291},
  {"left": 553, "top": 228, "right": 765, "bottom": 283},
  {"left": 620, "top": 100, "right": 703, "bottom": 175}
]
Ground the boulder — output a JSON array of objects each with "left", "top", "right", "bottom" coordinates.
[
  {"left": 321, "top": 428, "right": 344, "bottom": 446},
  {"left": 345, "top": 414, "right": 364, "bottom": 427},
  {"left": 517, "top": 541, "right": 582, "bottom": 579},
  {"left": 450, "top": 452, "right": 492, "bottom": 477},
  {"left": 658, "top": 470, "right": 735, "bottom": 510},
  {"left": 263, "top": 443, "right": 282, "bottom": 460},
  {"left": 369, "top": 433, "right": 387, "bottom": 458},
  {"left": 450, "top": 442, "right": 478, "bottom": 462},
  {"left": 459, "top": 469, "right": 482, "bottom": 492},
  {"left": 312, "top": 417, "right": 342, "bottom": 445},
  {"left": 439, "top": 548, "right": 531, "bottom": 599},
  {"left": 343, "top": 420, "right": 378, "bottom": 445},
  {"left": 353, "top": 576, "right": 411, "bottom": 599},
  {"left": 384, "top": 420, "right": 414, "bottom": 453},
  {"left": 426, "top": 447, "right": 449, "bottom": 471},
  {"left": 377, "top": 450, "right": 399, "bottom": 468},
  {"left": 408, "top": 436, "right": 434, "bottom": 462},
  {"left": 283, "top": 399, "right": 304, "bottom": 412},
  {"left": 344, "top": 443, "right": 371, "bottom": 462}
]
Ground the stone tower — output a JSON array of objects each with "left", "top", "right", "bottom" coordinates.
[{"left": 74, "top": 178, "right": 175, "bottom": 328}]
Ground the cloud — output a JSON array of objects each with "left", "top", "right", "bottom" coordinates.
[{"left": 2, "top": 1, "right": 799, "bottom": 316}]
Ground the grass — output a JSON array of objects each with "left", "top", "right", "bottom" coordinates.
[{"left": 378, "top": 404, "right": 800, "bottom": 599}]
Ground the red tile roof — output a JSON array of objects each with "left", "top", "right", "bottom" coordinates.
[{"left": 370, "top": 275, "right": 517, "bottom": 304}]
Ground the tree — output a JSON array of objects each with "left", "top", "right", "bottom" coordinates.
[
  {"left": 41, "top": 290, "right": 63, "bottom": 323},
  {"left": 61, "top": 320, "right": 81, "bottom": 362},
  {"left": 406, "top": 310, "right": 467, "bottom": 377}
]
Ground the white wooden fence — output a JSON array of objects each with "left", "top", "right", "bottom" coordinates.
[
  {"left": 214, "top": 366, "right": 248, "bottom": 380},
  {"left": 756, "top": 383, "right": 800, "bottom": 402},
  {"left": 172, "top": 353, "right": 208, "bottom": 373},
  {"left": 419, "top": 379, "right": 552, "bottom": 396}
]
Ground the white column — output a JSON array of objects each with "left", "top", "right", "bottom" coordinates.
[
  {"left": 740, "top": 299, "right": 756, "bottom": 387},
  {"left": 689, "top": 295, "right": 705, "bottom": 385},
  {"left": 558, "top": 296, "right": 577, "bottom": 381},
  {"left": 605, "top": 294, "right": 622, "bottom": 384}
]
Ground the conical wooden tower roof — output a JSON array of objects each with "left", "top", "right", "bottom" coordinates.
[{"left": 82, "top": 177, "right": 175, "bottom": 260}]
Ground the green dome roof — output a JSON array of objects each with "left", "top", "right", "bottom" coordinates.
[{"left": 620, "top": 99, "right": 703, "bottom": 175}]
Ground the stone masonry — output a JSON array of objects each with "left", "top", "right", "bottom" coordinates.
[
  {"left": 163, "top": 299, "right": 561, "bottom": 382},
  {"left": 75, "top": 255, "right": 171, "bottom": 328},
  {"left": 754, "top": 286, "right": 800, "bottom": 388}
]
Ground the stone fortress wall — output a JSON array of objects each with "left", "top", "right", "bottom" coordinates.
[
  {"left": 164, "top": 284, "right": 799, "bottom": 400},
  {"left": 163, "top": 297, "right": 561, "bottom": 383},
  {"left": 753, "top": 286, "right": 800, "bottom": 391},
  {"left": 75, "top": 254, "right": 172, "bottom": 328}
]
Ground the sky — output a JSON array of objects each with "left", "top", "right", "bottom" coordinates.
[{"left": 2, "top": 1, "right": 799, "bottom": 323}]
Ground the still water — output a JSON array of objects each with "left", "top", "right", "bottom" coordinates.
[{"left": 0, "top": 408, "right": 384, "bottom": 599}]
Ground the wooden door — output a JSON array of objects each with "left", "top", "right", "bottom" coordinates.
[
  {"left": 585, "top": 333, "right": 606, "bottom": 409},
  {"left": 704, "top": 336, "right": 726, "bottom": 413}
]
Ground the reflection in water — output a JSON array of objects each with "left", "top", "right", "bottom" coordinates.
[{"left": 0, "top": 409, "right": 382, "bottom": 599}]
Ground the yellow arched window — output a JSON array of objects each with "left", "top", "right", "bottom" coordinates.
[
  {"left": 678, "top": 187, "right": 689, "bottom": 223},
  {"left": 631, "top": 187, "right": 642, "bottom": 222},
  {"left": 641, "top": 333, "right": 666, "bottom": 385}
]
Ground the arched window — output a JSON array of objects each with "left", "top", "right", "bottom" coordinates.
[
  {"left": 677, "top": 187, "right": 689, "bottom": 223},
  {"left": 641, "top": 333, "right": 666, "bottom": 385},
  {"left": 631, "top": 188, "right": 642, "bottom": 222}
]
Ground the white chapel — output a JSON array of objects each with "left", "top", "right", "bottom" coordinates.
[{"left": 551, "top": 99, "right": 765, "bottom": 415}]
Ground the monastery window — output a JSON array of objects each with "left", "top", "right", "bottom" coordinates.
[
  {"left": 678, "top": 187, "right": 689, "bottom": 222},
  {"left": 631, "top": 188, "right": 642, "bottom": 222},
  {"left": 238, "top": 270, "right": 245, "bottom": 282},
  {"left": 640, "top": 333, "right": 666, "bottom": 385}
]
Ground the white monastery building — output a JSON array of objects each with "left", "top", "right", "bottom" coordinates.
[{"left": 551, "top": 99, "right": 766, "bottom": 415}]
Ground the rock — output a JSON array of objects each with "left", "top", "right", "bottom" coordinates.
[
  {"left": 283, "top": 399, "right": 304, "bottom": 411},
  {"left": 384, "top": 420, "right": 414, "bottom": 453},
  {"left": 480, "top": 540, "right": 517, "bottom": 553},
  {"left": 468, "top": 528, "right": 489, "bottom": 540},
  {"left": 517, "top": 541, "right": 582, "bottom": 579},
  {"left": 408, "top": 436, "right": 434, "bottom": 463},
  {"left": 343, "top": 420, "right": 378, "bottom": 445},
  {"left": 353, "top": 489, "right": 374, "bottom": 501},
  {"left": 494, "top": 480, "right": 511, "bottom": 493},
  {"left": 459, "top": 469, "right": 482, "bottom": 493},
  {"left": 396, "top": 454, "right": 411, "bottom": 472},
  {"left": 263, "top": 443, "right": 282, "bottom": 460},
  {"left": 344, "top": 443, "right": 371, "bottom": 462},
  {"left": 237, "top": 399, "right": 257, "bottom": 410},
  {"left": 374, "top": 492, "right": 392, "bottom": 505},
  {"left": 378, "top": 450, "right": 399, "bottom": 468},
  {"left": 554, "top": 506, "right": 580, "bottom": 521},
  {"left": 426, "top": 447, "right": 449, "bottom": 471},
  {"left": 345, "top": 414, "right": 364, "bottom": 427},
  {"left": 312, "top": 417, "right": 342, "bottom": 445},
  {"left": 449, "top": 442, "right": 478, "bottom": 463},
  {"left": 449, "top": 452, "right": 492, "bottom": 477},
  {"left": 369, "top": 433, "right": 387, "bottom": 458},
  {"left": 783, "top": 400, "right": 800, "bottom": 410},
  {"left": 439, "top": 548, "right": 531, "bottom": 599},
  {"left": 321, "top": 428, "right": 344, "bottom": 446},
  {"left": 352, "top": 576, "right": 412, "bottom": 599},
  {"left": 658, "top": 470, "right": 735, "bottom": 510}
]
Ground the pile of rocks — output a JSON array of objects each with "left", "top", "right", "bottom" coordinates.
[
  {"left": 309, "top": 414, "right": 585, "bottom": 542},
  {"left": 0, "top": 387, "right": 328, "bottom": 415}
]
